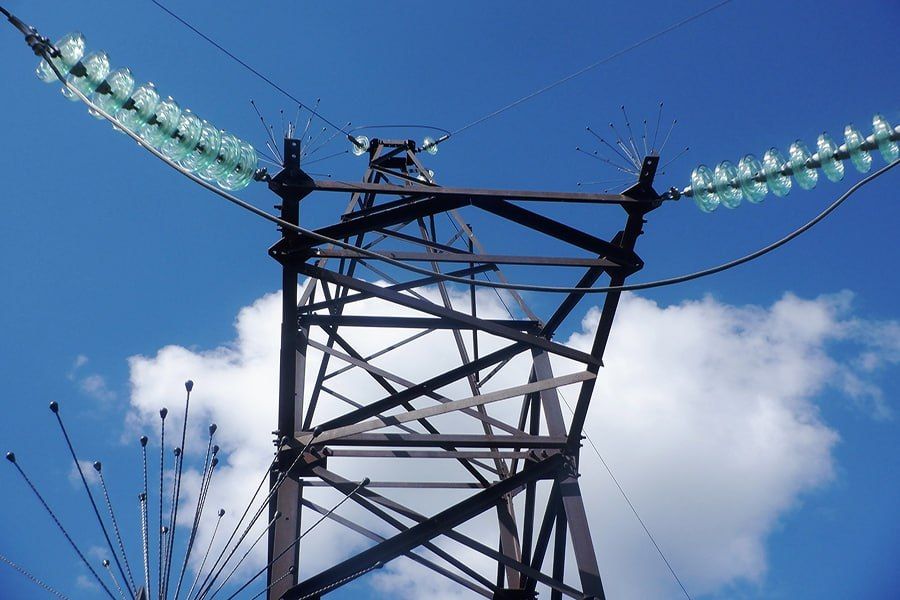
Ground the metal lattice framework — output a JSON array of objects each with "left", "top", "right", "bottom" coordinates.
[{"left": 265, "top": 136, "right": 663, "bottom": 600}]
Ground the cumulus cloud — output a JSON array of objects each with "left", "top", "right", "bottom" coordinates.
[{"left": 125, "top": 284, "right": 898, "bottom": 599}]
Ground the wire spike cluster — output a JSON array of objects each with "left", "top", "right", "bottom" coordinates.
[
  {"left": 682, "top": 113, "right": 900, "bottom": 212},
  {"left": 577, "top": 103, "right": 677, "bottom": 191},
  {"left": 3, "top": 376, "right": 369, "bottom": 599}
]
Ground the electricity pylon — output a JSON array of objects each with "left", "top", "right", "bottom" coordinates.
[{"left": 266, "top": 136, "right": 664, "bottom": 599}]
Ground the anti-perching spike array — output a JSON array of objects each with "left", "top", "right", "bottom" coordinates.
[
  {"left": 36, "top": 32, "right": 258, "bottom": 191},
  {"left": 684, "top": 113, "right": 900, "bottom": 212}
]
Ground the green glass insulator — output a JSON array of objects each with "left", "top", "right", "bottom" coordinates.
[
  {"left": 422, "top": 136, "right": 438, "bottom": 155},
  {"left": 139, "top": 96, "right": 181, "bottom": 147},
  {"left": 691, "top": 165, "right": 719, "bottom": 212},
  {"left": 116, "top": 82, "right": 160, "bottom": 132},
  {"left": 179, "top": 120, "right": 221, "bottom": 173},
  {"left": 788, "top": 140, "right": 817, "bottom": 190},
  {"left": 200, "top": 132, "right": 241, "bottom": 181},
  {"left": 816, "top": 133, "right": 844, "bottom": 182},
  {"left": 219, "top": 142, "right": 258, "bottom": 190},
  {"left": 714, "top": 161, "right": 742, "bottom": 209},
  {"left": 36, "top": 32, "right": 86, "bottom": 82},
  {"left": 737, "top": 154, "right": 767, "bottom": 203},
  {"left": 844, "top": 124, "right": 872, "bottom": 173},
  {"left": 351, "top": 135, "right": 370, "bottom": 156},
  {"left": 91, "top": 68, "right": 134, "bottom": 118},
  {"left": 872, "top": 114, "right": 899, "bottom": 163},
  {"left": 160, "top": 110, "right": 202, "bottom": 161},
  {"left": 762, "top": 148, "right": 791, "bottom": 197},
  {"left": 64, "top": 51, "right": 110, "bottom": 101}
]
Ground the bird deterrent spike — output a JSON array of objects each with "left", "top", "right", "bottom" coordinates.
[
  {"left": 575, "top": 147, "right": 637, "bottom": 176},
  {"left": 7, "top": 453, "right": 117, "bottom": 600},
  {"left": 50, "top": 402, "right": 132, "bottom": 593},
  {"left": 652, "top": 101, "right": 664, "bottom": 152},
  {"left": 608, "top": 121, "right": 640, "bottom": 168},
  {"left": 96, "top": 464, "right": 137, "bottom": 593},
  {"left": 586, "top": 127, "right": 640, "bottom": 171},
  {"left": 658, "top": 119, "right": 677, "bottom": 156},
  {"left": 621, "top": 105, "right": 643, "bottom": 162}
]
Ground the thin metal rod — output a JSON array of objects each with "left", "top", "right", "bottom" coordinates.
[
  {"left": 608, "top": 121, "right": 640, "bottom": 168},
  {"left": 221, "top": 479, "right": 369, "bottom": 600},
  {"left": 96, "top": 465, "right": 138, "bottom": 593},
  {"left": 190, "top": 441, "right": 290, "bottom": 600},
  {"left": 157, "top": 409, "right": 167, "bottom": 600},
  {"left": 102, "top": 559, "right": 128, "bottom": 600},
  {"left": 205, "top": 512, "right": 282, "bottom": 599},
  {"left": 163, "top": 383, "right": 193, "bottom": 599},
  {"left": 196, "top": 433, "right": 319, "bottom": 599},
  {"left": 660, "top": 146, "right": 690, "bottom": 170},
  {"left": 651, "top": 102, "right": 663, "bottom": 152},
  {"left": 49, "top": 404, "right": 132, "bottom": 594},
  {"left": 658, "top": 119, "right": 677, "bottom": 155},
  {"left": 250, "top": 100, "right": 282, "bottom": 163},
  {"left": 621, "top": 105, "right": 643, "bottom": 162},
  {"left": 249, "top": 567, "right": 294, "bottom": 600},
  {"left": 173, "top": 425, "right": 217, "bottom": 600},
  {"left": 586, "top": 127, "right": 639, "bottom": 171},
  {"left": 186, "top": 509, "right": 225, "bottom": 600},
  {"left": 0, "top": 552, "right": 70, "bottom": 600},
  {"left": 575, "top": 147, "right": 637, "bottom": 175},
  {"left": 5, "top": 453, "right": 116, "bottom": 600},
  {"left": 140, "top": 492, "right": 151, "bottom": 600},
  {"left": 140, "top": 437, "right": 152, "bottom": 599}
]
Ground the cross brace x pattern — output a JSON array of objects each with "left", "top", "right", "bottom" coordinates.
[{"left": 264, "top": 136, "right": 662, "bottom": 600}]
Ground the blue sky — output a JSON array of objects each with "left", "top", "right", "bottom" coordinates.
[{"left": 0, "top": 1, "right": 898, "bottom": 599}]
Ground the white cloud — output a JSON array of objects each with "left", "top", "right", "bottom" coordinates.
[
  {"left": 75, "top": 574, "right": 99, "bottom": 591},
  {"left": 68, "top": 459, "right": 100, "bottom": 488},
  {"left": 125, "top": 284, "right": 898, "bottom": 599},
  {"left": 80, "top": 374, "right": 116, "bottom": 402},
  {"left": 68, "top": 354, "right": 117, "bottom": 402}
]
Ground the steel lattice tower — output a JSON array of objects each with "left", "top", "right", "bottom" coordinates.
[{"left": 266, "top": 136, "right": 662, "bottom": 600}]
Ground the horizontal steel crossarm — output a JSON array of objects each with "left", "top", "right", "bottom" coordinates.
[
  {"left": 297, "top": 179, "right": 643, "bottom": 206},
  {"left": 318, "top": 433, "right": 568, "bottom": 448},
  {"left": 299, "top": 264, "right": 495, "bottom": 314},
  {"left": 299, "top": 498, "right": 495, "bottom": 598},
  {"left": 297, "top": 264, "right": 601, "bottom": 367},
  {"left": 324, "top": 449, "right": 554, "bottom": 460},
  {"left": 307, "top": 337, "right": 523, "bottom": 436},
  {"left": 299, "top": 371, "right": 595, "bottom": 443},
  {"left": 302, "top": 314, "right": 541, "bottom": 331},
  {"left": 310, "top": 248, "right": 622, "bottom": 268},
  {"left": 284, "top": 454, "right": 572, "bottom": 600},
  {"left": 301, "top": 481, "right": 493, "bottom": 489}
]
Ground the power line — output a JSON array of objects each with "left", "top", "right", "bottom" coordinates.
[
  {"left": 51, "top": 63, "right": 900, "bottom": 296},
  {"left": 446, "top": 0, "right": 734, "bottom": 140},
  {"left": 148, "top": 0, "right": 352, "bottom": 138},
  {"left": 558, "top": 391, "right": 692, "bottom": 600},
  {"left": 24, "top": 23, "right": 900, "bottom": 301}
]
